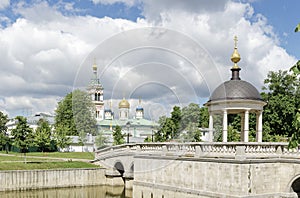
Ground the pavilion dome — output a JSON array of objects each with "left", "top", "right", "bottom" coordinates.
[
  {"left": 208, "top": 36, "right": 262, "bottom": 102},
  {"left": 119, "top": 98, "right": 130, "bottom": 109},
  {"left": 209, "top": 80, "right": 262, "bottom": 102}
]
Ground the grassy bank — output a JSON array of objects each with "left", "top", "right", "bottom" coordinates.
[
  {"left": 0, "top": 155, "right": 60, "bottom": 162},
  {"left": 26, "top": 152, "right": 95, "bottom": 160},
  {"left": 0, "top": 151, "right": 95, "bottom": 160},
  {"left": 0, "top": 161, "right": 99, "bottom": 170},
  {"left": 0, "top": 151, "right": 98, "bottom": 170}
]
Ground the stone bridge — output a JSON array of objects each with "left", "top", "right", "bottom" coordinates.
[{"left": 94, "top": 142, "right": 300, "bottom": 198}]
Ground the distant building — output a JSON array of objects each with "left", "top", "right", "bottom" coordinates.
[
  {"left": 62, "top": 135, "right": 95, "bottom": 152},
  {"left": 6, "top": 112, "right": 54, "bottom": 136},
  {"left": 87, "top": 62, "right": 158, "bottom": 144}
]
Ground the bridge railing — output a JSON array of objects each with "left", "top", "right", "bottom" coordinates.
[
  {"left": 95, "top": 142, "right": 300, "bottom": 160},
  {"left": 95, "top": 144, "right": 138, "bottom": 160}
]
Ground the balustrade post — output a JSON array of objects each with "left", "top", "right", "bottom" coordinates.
[
  {"left": 235, "top": 145, "right": 246, "bottom": 160},
  {"left": 195, "top": 145, "right": 203, "bottom": 157},
  {"left": 276, "top": 145, "right": 283, "bottom": 155},
  {"left": 136, "top": 145, "right": 141, "bottom": 152},
  {"left": 162, "top": 145, "right": 167, "bottom": 156}
]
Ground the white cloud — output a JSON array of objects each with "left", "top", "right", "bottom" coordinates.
[
  {"left": 0, "top": 0, "right": 297, "bottom": 119},
  {"left": 0, "top": 0, "right": 9, "bottom": 10},
  {"left": 92, "top": 0, "right": 137, "bottom": 7}
]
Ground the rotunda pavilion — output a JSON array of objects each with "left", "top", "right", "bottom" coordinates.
[{"left": 205, "top": 36, "right": 266, "bottom": 142}]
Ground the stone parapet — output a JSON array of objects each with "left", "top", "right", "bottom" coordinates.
[{"left": 0, "top": 168, "right": 106, "bottom": 191}]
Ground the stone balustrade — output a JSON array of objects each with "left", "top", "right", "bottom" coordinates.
[{"left": 95, "top": 142, "right": 300, "bottom": 160}]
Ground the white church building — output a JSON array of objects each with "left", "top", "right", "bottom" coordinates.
[{"left": 87, "top": 62, "right": 158, "bottom": 144}]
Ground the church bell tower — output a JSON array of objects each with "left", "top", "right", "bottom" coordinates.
[{"left": 87, "top": 61, "right": 104, "bottom": 121}]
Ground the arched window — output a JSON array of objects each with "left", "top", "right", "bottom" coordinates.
[
  {"left": 98, "top": 93, "right": 101, "bottom": 101},
  {"left": 94, "top": 93, "right": 97, "bottom": 101}
]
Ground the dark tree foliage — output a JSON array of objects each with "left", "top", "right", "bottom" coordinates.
[
  {"left": 11, "top": 116, "right": 35, "bottom": 162},
  {"left": 181, "top": 103, "right": 200, "bottom": 130},
  {"left": 113, "top": 125, "right": 124, "bottom": 145},
  {"left": 171, "top": 106, "right": 181, "bottom": 138},
  {"left": 0, "top": 111, "right": 9, "bottom": 153},
  {"left": 261, "top": 70, "right": 300, "bottom": 138},
  {"left": 34, "top": 118, "right": 52, "bottom": 152},
  {"left": 199, "top": 107, "right": 209, "bottom": 128},
  {"left": 155, "top": 118, "right": 176, "bottom": 142},
  {"left": 72, "top": 90, "right": 97, "bottom": 136},
  {"left": 55, "top": 92, "right": 77, "bottom": 136},
  {"left": 184, "top": 122, "right": 202, "bottom": 142},
  {"left": 155, "top": 104, "right": 208, "bottom": 142},
  {"left": 289, "top": 59, "right": 300, "bottom": 147},
  {"left": 295, "top": 23, "right": 300, "bottom": 32},
  {"left": 54, "top": 90, "right": 97, "bottom": 136},
  {"left": 95, "top": 131, "right": 108, "bottom": 148}
]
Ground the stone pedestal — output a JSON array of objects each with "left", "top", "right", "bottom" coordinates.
[{"left": 105, "top": 169, "right": 124, "bottom": 186}]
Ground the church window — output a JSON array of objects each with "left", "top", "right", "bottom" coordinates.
[{"left": 98, "top": 93, "right": 101, "bottom": 101}]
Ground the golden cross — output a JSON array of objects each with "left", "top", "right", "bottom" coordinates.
[{"left": 234, "top": 36, "right": 238, "bottom": 48}]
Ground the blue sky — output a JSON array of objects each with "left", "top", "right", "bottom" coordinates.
[
  {"left": 0, "top": 0, "right": 298, "bottom": 118},
  {"left": 250, "top": 0, "right": 300, "bottom": 58}
]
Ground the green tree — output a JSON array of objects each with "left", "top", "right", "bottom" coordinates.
[
  {"left": 113, "top": 125, "right": 124, "bottom": 145},
  {"left": 72, "top": 90, "right": 97, "bottom": 136},
  {"left": 54, "top": 90, "right": 97, "bottom": 136},
  {"left": 181, "top": 103, "right": 201, "bottom": 130},
  {"left": 215, "top": 125, "right": 240, "bottom": 142},
  {"left": 184, "top": 122, "right": 202, "bottom": 142},
  {"left": 34, "top": 118, "right": 52, "bottom": 152},
  {"left": 53, "top": 127, "right": 71, "bottom": 151},
  {"left": 295, "top": 23, "right": 300, "bottom": 32},
  {"left": 171, "top": 106, "right": 181, "bottom": 138},
  {"left": 78, "top": 130, "right": 87, "bottom": 152},
  {"left": 0, "top": 111, "right": 9, "bottom": 153},
  {"left": 199, "top": 107, "right": 209, "bottom": 128},
  {"left": 155, "top": 118, "right": 176, "bottom": 142},
  {"left": 261, "top": 70, "right": 300, "bottom": 138},
  {"left": 288, "top": 36, "right": 300, "bottom": 148},
  {"left": 11, "top": 116, "right": 35, "bottom": 162},
  {"left": 55, "top": 92, "right": 77, "bottom": 135},
  {"left": 95, "top": 131, "right": 108, "bottom": 148},
  {"left": 144, "top": 136, "right": 152, "bottom": 142}
]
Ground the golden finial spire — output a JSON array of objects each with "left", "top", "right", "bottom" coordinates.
[
  {"left": 92, "top": 58, "right": 97, "bottom": 72},
  {"left": 139, "top": 97, "right": 141, "bottom": 105},
  {"left": 110, "top": 99, "right": 112, "bottom": 109},
  {"left": 231, "top": 36, "right": 241, "bottom": 69}
]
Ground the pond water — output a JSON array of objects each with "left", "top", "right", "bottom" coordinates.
[{"left": 0, "top": 185, "right": 132, "bottom": 198}]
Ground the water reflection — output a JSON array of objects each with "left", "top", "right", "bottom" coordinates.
[{"left": 0, "top": 185, "right": 132, "bottom": 198}]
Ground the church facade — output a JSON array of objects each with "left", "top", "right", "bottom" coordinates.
[{"left": 87, "top": 62, "right": 158, "bottom": 143}]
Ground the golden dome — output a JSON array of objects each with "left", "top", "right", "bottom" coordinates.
[{"left": 119, "top": 98, "right": 130, "bottom": 109}]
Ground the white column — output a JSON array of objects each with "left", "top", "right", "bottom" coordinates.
[
  {"left": 223, "top": 110, "right": 228, "bottom": 142},
  {"left": 240, "top": 114, "right": 245, "bottom": 142},
  {"left": 256, "top": 111, "right": 263, "bottom": 142},
  {"left": 209, "top": 114, "right": 214, "bottom": 142},
  {"left": 244, "top": 110, "right": 249, "bottom": 142}
]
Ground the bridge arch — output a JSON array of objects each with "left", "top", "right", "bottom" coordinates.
[
  {"left": 287, "top": 174, "right": 300, "bottom": 196},
  {"left": 114, "top": 161, "right": 125, "bottom": 176}
]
